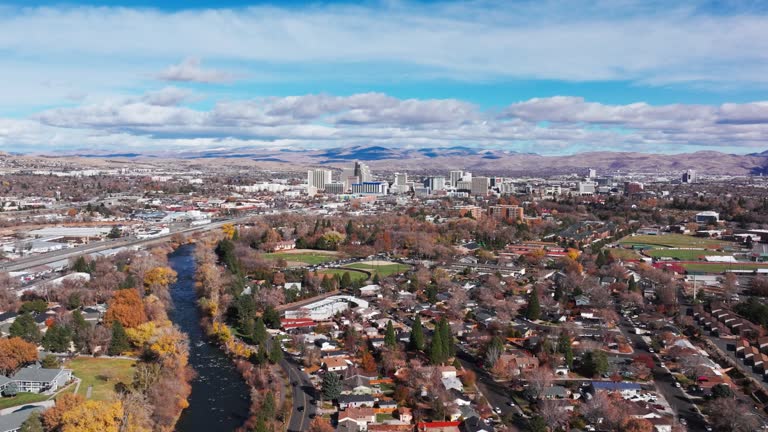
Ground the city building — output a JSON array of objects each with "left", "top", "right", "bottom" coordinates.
[
  {"left": 489, "top": 205, "right": 524, "bottom": 221},
  {"left": 323, "top": 182, "right": 346, "bottom": 194},
  {"left": 449, "top": 170, "right": 464, "bottom": 187},
  {"left": 588, "top": 168, "right": 597, "bottom": 179},
  {"left": 682, "top": 169, "right": 697, "bottom": 183},
  {"left": 351, "top": 182, "right": 389, "bottom": 196},
  {"left": 577, "top": 181, "right": 596, "bottom": 196},
  {"left": 453, "top": 205, "right": 483, "bottom": 219},
  {"left": 696, "top": 211, "right": 720, "bottom": 225},
  {"left": 283, "top": 295, "right": 368, "bottom": 320},
  {"left": 425, "top": 176, "right": 446, "bottom": 191},
  {"left": 354, "top": 161, "right": 372, "bottom": 183},
  {"left": 307, "top": 169, "right": 333, "bottom": 191},
  {"left": 470, "top": 176, "right": 489, "bottom": 196}
]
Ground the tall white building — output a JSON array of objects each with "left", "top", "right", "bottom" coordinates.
[
  {"left": 351, "top": 181, "right": 389, "bottom": 195},
  {"left": 307, "top": 169, "right": 332, "bottom": 191},
  {"left": 588, "top": 168, "right": 597, "bottom": 179},
  {"left": 395, "top": 172, "right": 408, "bottom": 186},
  {"left": 425, "top": 176, "right": 446, "bottom": 191}
]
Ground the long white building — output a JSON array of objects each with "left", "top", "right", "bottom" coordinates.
[{"left": 284, "top": 295, "right": 369, "bottom": 320}]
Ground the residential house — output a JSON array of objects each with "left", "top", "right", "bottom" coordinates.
[
  {"left": 338, "top": 394, "right": 375, "bottom": 409},
  {"left": 338, "top": 407, "right": 376, "bottom": 431},
  {"left": 323, "top": 358, "right": 350, "bottom": 372},
  {"left": 0, "top": 407, "right": 43, "bottom": 432},
  {"left": 10, "top": 366, "right": 72, "bottom": 393}
]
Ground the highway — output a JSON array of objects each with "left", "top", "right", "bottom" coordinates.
[
  {"left": 0, "top": 216, "right": 254, "bottom": 273},
  {"left": 280, "top": 358, "right": 317, "bottom": 432}
]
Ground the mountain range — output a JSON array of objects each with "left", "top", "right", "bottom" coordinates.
[{"left": 25, "top": 145, "right": 768, "bottom": 175}]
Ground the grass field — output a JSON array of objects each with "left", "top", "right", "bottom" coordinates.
[
  {"left": 344, "top": 262, "right": 411, "bottom": 277},
  {"left": 318, "top": 268, "right": 368, "bottom": 282},
  {"left": 65, "top": 357, "right": 136, "bottom": 401},
  {"left": 607, "top": 248, "right": 642, "bottom": 260},
  {"left": 644, "top": 249, "right": 732, "bottom": 260},
  {"left": 682, "top": 262, "right": 768, "bottom": 273},
  {"left": 0, "top": 392, "right": 49, "bottom": 410},
  {"left": 618, "top": 234, "right": 730, "bottom": 249},
  {"left": 263, "top": 251, "right": 338, "bottom": 265}
]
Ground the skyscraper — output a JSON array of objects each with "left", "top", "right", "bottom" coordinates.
[
  {"left": 449, "top": 170, "right": 464, "bottom": 187},
  {"left": 471, "top": 176, "right": 489, "bottom": 196},
  {"left": 354, "top": 161, "right": 372, "bottom": 182},
  {"left": 307, "top": 169, "right": 332, "bottom": 191}
]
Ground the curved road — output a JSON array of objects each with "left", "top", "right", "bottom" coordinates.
[{"left": 280, "top": 358, "right": 317, "bottom": 432}]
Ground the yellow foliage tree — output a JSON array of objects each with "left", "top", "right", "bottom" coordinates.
[
  {"left": 222, "top": 223, "right": 236, "bottom": 240},
  {"left": 125, "top": 321, "right": 157, "bottom": 348},
  {"left": 149, "top": 326, "right": 188, "bottom": 359},
  {"left": 209, "top": 321, "right": 232, "bottom": 345},
  {"left": 143, "top": 267, "right": 178, "bottom": 292},
  {"left": 60, "top": 400, "right": 124, "bottom": 432}
]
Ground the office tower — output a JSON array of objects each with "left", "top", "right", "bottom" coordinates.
[
  {"left": 588, "top": 168, "right": 597, "bottom": 179},
  {"left": 354, "top": 161, "right": 372, "bottom": 183},
  {"left": 425, "top": 176, "right": 446, "bottom": 191},
  {"left": 395, "top": 172, "right": 408, "bottom": 186},
  {"left": 682, "top": 169, "right": 697, "bottom": 183},
  {"left": 449, "top": 170, "right": 464, "bottom": 187},
  {"left": 471, "top": 176, "right": 489, "bottom": 196},
  {"left": 351, "top": 181, "right": 389, "bottom": 195},
  {"left": 307, "top": 169, "right": 332, "bottom": 191}
]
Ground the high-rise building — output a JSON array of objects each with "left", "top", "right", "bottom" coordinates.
[
  {"left": 307, "top": 169, "right": 332, "bottom": 191},
  {"left": 471, "top": 176, "right": 489, "bottom": 196},
  {"left": 395, "top": 172, "right": 408, "bottom": 186},
  {"left": 682, "top": 169, "right": 697, "bottom": 183},
  {"left": 425, "top": 176, "right": 446, "bottom": 191},
  {"left": 449, "top": 170, "right": 464, "bottom": 187},
  {"left": 354, "top": 161, "right": 372, "bottom": 183},
  {"left": 577, "top": 181, "right": 596, "bottom": 195},
  {"left": 588, "top": 168, "right": 597, "bottom": 179}
]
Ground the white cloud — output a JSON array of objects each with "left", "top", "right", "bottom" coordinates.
[
  {"left": 16, "top": 92, "right": 768, "bottom": 154},
  {"left": 156, "top": 58, "right": 234, "bottom": 83}
]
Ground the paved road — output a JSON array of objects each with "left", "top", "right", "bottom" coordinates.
[
  {"left": 617, "top": 315, "right": 708, "bottom": 431},
  {"left": 1, "top": 216, "right": 253, "bottom": 273},
  {"left": 456, "top": 349, "right": 523, "bottom": 420},
  {"left": 280, "top": 358, "right": 317, "bottom": 432}
]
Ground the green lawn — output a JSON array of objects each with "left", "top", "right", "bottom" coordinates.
[
  {"left": 619, "top": 234, "right": 730, "bottom": 249},
  {"left": 263, "top": 251, "right": 338, "bottom": 265},
  {"left": 682, "top": 262, "right": 768, "bottom": 274},
  {"left": 376, "top": 413, "right": 397, "bottom": 423},
  {"left": 644, "top": 249, "right": 732, "bottom": 260},
  {"left": 0, "top": 392, "right": 49, "bottom": 410},
  {"left": 65, "top": 357, "right": 136, "bottom": 401},
  {"left": 344, "top": 262, "right": 411, "bottom": 278},
  {"left": 318, "top": 268, "right": 368, "bottom": 282}
]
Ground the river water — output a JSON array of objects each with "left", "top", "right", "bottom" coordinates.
[{"left": 168, "top": 244, "right": 251, "bottom": 432}]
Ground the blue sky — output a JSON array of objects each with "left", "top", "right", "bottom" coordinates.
[{"left": 1, "top": 0, "right": 768, "bottom": 155}]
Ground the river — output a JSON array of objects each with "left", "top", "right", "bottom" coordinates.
[{"left": 168, "top": 244, "right": 251, "bottom": 432}]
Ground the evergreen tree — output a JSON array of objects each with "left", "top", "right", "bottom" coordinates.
[
  {"left": 628, "top": 276, "right": 638, "bottom": 292},
  {"left": 9, "top": 313, "right": 41, "bottom": 343},
  {"left": 262, "top": 391, "right": 276, "bottom": 418},
  {"left": 582, "top": 350, "right": 609, "bottom": 377},
  {"left": 41, "top": 355, "right": 60, "bottom": 369},
  {"left": 372, "top": 272, "right": 381, "bottom": 285},
  {"left": 384, "top": 320, "right": 397, "bottom": 348},
  {"left": 107, "top": 226, "right": 121, "bottom": 239},
  {"left": 42, "top": 323, "right": 72, "bottom": 353},
  {"left": 438, "top": 317, "right": 454, "bottom": 358},
  {"left": 252, "top": 344, "right": 268, "bottom": 366},
  {"left": 340, "top": 272, "right": 352, "bottom": 289},
  {"left": 268, "top": 339, "right": 284, "bottom": 364},
  {"left": 71, "top": 310, "right": 89, "bottom": 352},
  {"left": 254, "top": 317, "right": 268, "bottom": 345},
  {"left": 525, "top": 285, "right": 541, "bottom": 321},
  {"left": 253, "top": 416, "right": 268, "bottom": 432},
  {"left": 72, "top": 256, "right": 91, "bottom": 273},
  {"left": 429, "top": 334, "right": 445, "bottom": 365},
  {"left": 322, "top": 372, "right": 342, "bottom": 400},
  {"left": 108, "top": 321, "right": 130, "bottom": 356},
  {"left": 595, "top": 250, "right": 607, "bottom": 268},
  {"left": 557, "top": 333, "right": 573, "bottom": 368},
  {"left": 263, "top": 305, "right": 281, "bottom": 329},
  {"left": 409, "top": 315, "right": 425, "bottom": 351}
]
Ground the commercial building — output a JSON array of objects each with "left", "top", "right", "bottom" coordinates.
[
  {"left": 307, "top": 169, "right": 333, "bottom": 191},
  {"left": 470, "top": 177, "right": 489, "bottom": 196},
  {"left": 489, "top": 205, "right": 524, "bottom": 221},
  {"left": 425, "top": 176, "right": 446, "bottom": 191},
  {"left": 696, "top": 211, "right": 720, "bottom": 225},
  {"left": 682, "top": 169, "right": 697, "bottom": 183},
  {"left": 351, "top": 182, "right": 389, "bottom": 196},
  {"left": 284, "top": 295, "right": 369, "bottom": 320},
  {"left": 354, "top": 161, "right": 372, "bottom": 183},
  {"left": 449, "top": 170, "right": 464, "bottom": 187}
]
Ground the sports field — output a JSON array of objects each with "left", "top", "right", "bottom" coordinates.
[
  {"left": 264, "top": 250, "right": 339, "bottom": 265},
  {"left": 618, "top": 234, "right": 730, "bottom": 249},
  {"left": 318, "top": 269, "right": 368, "bottom": 282},
  {"left": 644, "top": 249, "right": 731, "bottom": 260},
  {"left": 682, "top": 262, "right": 768, "bottom": 273}
]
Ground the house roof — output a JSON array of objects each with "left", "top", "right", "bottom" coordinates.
[
  {"left": 0, "top": 407, "right": 43, "bottom": 432},
  {"left": 323, "top": 358, "right": 349, "bottom": 369},
  {"left": 591, "top": 381, "right": 641, "bottom": 391},
  {"left": 11, "top": 366, "right": 67, "bottom": 383},
  {"left": 338, "top": 394, "right": 375, "bottom": 403}
]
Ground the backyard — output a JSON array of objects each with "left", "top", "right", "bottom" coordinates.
[{"left": 65, "top": 357, "right": 136, "bottom": 401}]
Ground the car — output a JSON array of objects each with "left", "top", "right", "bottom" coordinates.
[
  {"left": 680, "top": 418, "right": 687, "bottom": 426},
  {"left": 705, "top": 426, "right": 713, "bottom": 431},
  {"left": 648, "top": 348, "right": 655, "bottom": 353},
  {"left": 507, "top": 401, "right": 516, "bottom": 407},
  {"left": 493, "top": 407, "right": 501, "bottom": 414},
  {"left": 308, "top": 413, "right": 316, "bottom": 419},
  {"left": 297, "top": 406, "right": 304, "bottom": 412},
  {"left": 675, "top": 382, "right": 681, "bottom": 388}
]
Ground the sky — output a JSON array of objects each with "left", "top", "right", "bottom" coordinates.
[{"left": 1, "top": 0, "right": 768, "bottom": 156}]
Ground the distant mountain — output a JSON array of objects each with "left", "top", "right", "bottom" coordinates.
[{"left": 36, "top": 145, "right": 768, "bottom": 175}]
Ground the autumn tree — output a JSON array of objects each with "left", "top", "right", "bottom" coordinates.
[
  {"left": 60, "top": 400, "right": 124, "bottom": 432},
  {"left": 42, "top": 393, "right": 86, "bottom": 431},
  {"left": 0, "top": 337, "right": 38, "bottom": 374},
  {"left": 105, "top": 289, "right": 147, "bottom": 328},
  {"left": 309, "top": 417, "right": 334, "bottom": 432},
  {"left": 360, "top": 348, "right": 377, "bottom": 373}
]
